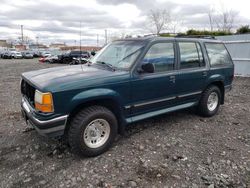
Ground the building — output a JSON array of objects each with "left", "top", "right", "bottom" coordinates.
[
  {"left": 29, "top": 44, "right": 48, "bottom": 50},
  {"left": 50, "top": 43, "right": 66, "bottom": 48},
  {"left": 15, "top": 44, "right": 27, "bottom": 51},
  {"left": 0, "top": 40, "right": 11, "bottom": 48},
  {"left": 60, "top": 46, "right": 102, "bottom": 52}
]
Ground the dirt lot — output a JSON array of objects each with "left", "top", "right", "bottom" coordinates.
[{"left": 0, "top": 58, "right": 249, "bottom": 188}]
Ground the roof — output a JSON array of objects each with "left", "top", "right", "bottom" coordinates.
[{"left": 115, "top": 36, "right": 221, "bottom": 43}]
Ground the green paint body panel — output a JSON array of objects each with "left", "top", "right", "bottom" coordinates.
[{"left": 21, "top": 37, "right": 234, "bottom": 137}]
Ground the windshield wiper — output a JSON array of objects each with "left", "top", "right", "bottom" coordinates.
[{"left": 96, "top": 61, "right": 116, "bottom": 71}]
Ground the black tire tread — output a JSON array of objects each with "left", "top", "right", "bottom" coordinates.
[
  {"left": 68, "top": 105, "right": 117, "bottom": 157},
  {"left": 198, "top": 85, "right": 221, "bottom": 117}
]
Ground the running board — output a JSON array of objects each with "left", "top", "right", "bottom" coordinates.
[{"left": 126, "top": 102, "right": 196, "bottom": 123}]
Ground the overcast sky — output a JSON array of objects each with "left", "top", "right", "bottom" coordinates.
[{"left": 0, "top": 0, "right": 250, "bottom": 46}]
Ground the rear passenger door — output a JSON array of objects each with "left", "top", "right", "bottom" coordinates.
[{"left": 175, "top": 41, "right": 207, "bottom": 104}]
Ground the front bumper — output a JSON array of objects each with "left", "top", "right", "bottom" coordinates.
[{"left": 21, "top": 97, "right": 68, "bottom": 138}]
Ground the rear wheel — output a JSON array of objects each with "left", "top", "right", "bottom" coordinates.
[
  {"left": 198, "top": 85, "right": 221, "bottom": 117},
  {"left": 68, "top": 106, "right": 118, "bottom": 157}
]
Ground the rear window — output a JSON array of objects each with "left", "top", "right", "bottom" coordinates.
[{"left": 205, "top": 43, "right": 232, "bottom": 66}]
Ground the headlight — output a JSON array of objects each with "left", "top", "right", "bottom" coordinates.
[{"left": 34, "top": 90, "right": 54, "bottom": 113}]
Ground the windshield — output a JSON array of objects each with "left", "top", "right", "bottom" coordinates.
[{"left": 91, "top": 41, "right": 145, "bottom": 69}]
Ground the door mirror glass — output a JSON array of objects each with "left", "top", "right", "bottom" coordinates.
[{"left": 141, "top": 63, "right": 155, "bottom": 73}]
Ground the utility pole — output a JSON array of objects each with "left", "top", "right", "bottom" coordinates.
[
  {"left": 21, "top": 25, "right": 24, "bottom": 45},
  {"left": 79, "top": 21, "right": 82, "bottom": 52},
  {"left": 97, "top": 34, "right": 99, "bottom": 47},
  {"left": 105, "top": 29, "right": 108, "bottom": 45},
  {"left": 36, "top": 36, "right": 39, "bottom": 48}
]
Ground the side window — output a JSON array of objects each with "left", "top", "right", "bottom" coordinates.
[
  {"left": 142, "top": 43, "right": 175, "bottom": 73},
  {"left": 205, "top": 43, "right": 232, "bottom": 66},
  {"left": 179, "top": 42, "right": 204, "bottom": 69}
]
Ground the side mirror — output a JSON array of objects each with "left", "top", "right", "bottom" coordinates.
[
  {"left": 140, "top": 63, "right": 155, "bottom": 73},
  {"left": 91, "top": 51, "right": 96, "bottom": 56}
]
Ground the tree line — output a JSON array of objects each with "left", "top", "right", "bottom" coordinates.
[{"left": 147, "top": 6, "right": 250, "bottom": 36}]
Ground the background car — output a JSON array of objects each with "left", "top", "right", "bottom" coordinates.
[
  {"left": 11, "top": 51, "right": 23, "bottom": 59},
  {"left": 58, "top": 50, "right": 90, "bottom": 64},
  {"left": 2, "top": 52, "right": 12, "bottom": 59},
  {"left": 22, "top": 51, "right": 34, "bottom": 59},
  {"left": 31, "top": 51, "right": 40, "bottom": 58},
  {"left": 0, "top": 51, "right": 4, "bottom": 58},
  {"left": 40, "top": 51, "right": 51, "bottom": 58},
  {"left": 39, "top": 55, "right": 58, "bottom": 63}
]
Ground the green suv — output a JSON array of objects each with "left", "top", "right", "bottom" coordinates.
[{"left": 21, "top": 36, "right": 234, "bottom": 157}]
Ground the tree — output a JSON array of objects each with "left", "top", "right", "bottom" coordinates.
[
  {"left": 185, "top": 29, "right": 232, "bottom": 36},
  {"left": 236, "top": 25, "right": 250, "bottom": 34},
  {"left": 215, "top": 9, "right": 238, "bottom": 32},
  {"left": 208, "top": 8, "right": 214, "bottom": 31},
  {"left": 146, "top": 9, "right": 171, "bottom": 35},
  {"left": 207, "top": 5, "right": 238, "bottom": 32}
]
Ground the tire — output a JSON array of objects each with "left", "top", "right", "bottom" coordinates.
[
  {"left": 68, "top": 106, "right": 118, "bottom": 157},
  {"left": 198, "top": 85, "right": 221, "bottom": 117},
  {"left": 63, "top": 58, "right": 70, "bottom": 64}
]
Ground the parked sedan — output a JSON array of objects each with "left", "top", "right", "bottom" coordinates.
[
  {"left": 2, "top": 52, "right": 12, "bottom": 59},
  {"left": 11, "top": 51, "right": 23, "bottom": 59},
  {"left": 22, "top": 52, "right": 34, "bottom": 59},
  {"left": 39, "top": 55, "right": 59, "bottom": 64},
  {"left": 40, "top": 51, "right": 51, "bottom": 58},
  {"left": 58, "top": 51, "right": 90, "bottom": 64}
]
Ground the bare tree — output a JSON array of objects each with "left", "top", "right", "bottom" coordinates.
[
  {"left": 168, "top": 14, "right": 183, "bottom": 34},
  {"left": 214, "top": 9, "right": 238, "bottom": 32},
  {"left": 208, "top": 8, "right": 214, "bottom": 31},
  {"left": 208, "top": 5, "right": 238, "bottom": 32},
  {"left": 146, "top": 9, "right": 171, "bottom": 35}
]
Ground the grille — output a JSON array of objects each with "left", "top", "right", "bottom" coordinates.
[{"left": 21, "top": 80, "right": 35, "bottom": 106}]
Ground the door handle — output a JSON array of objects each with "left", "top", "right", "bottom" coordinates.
[
  {"left": 169, "top": 75, "right": 175, "bottom": 83},
  {"left": 202, "top": 71, "right": 207, "bottom": 77}
]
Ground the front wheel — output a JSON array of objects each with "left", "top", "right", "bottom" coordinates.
[
  {"left": 68, "top": 106, "right": 118, "bottom": 157},
  {"left": 198, "top": 85, "right": 221, "bottom": 117},
  {"left": 63, "top": 58, "right": 70, "bottom": 64}
]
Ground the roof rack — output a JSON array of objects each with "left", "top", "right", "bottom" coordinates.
[
  {"left": 143, "top": 34, "right": 159, "bottom": 38},
  {"left": 175, "top": 35, "right": 216, "bottom": 39}
]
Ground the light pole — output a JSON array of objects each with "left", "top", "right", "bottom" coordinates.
[
  {"left": 97, "top": 34, "right": 99, "bottom": 47},
  {"left": 105, "top": 29, "right": 108, "bottom": 45},
  {"left": 79, "top": 21, "right": 82, "bottom": 53},
  {"left": 21, "top": 25, "right": 24, "bottom": 45},
  {"left": 36, "top": 36, "right": 39, "bottom": 46}
]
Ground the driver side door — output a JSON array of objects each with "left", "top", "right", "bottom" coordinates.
[{"left": 130, "top": 41, "right": 178, "bottom": 118}]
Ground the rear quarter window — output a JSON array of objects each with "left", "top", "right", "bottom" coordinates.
[{"left": 205, "top": 43, "right": 232, "bottom": 66}]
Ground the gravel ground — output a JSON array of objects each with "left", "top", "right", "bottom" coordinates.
[{"left": 0, "top": 58, "right": 249, "bottom": 188}]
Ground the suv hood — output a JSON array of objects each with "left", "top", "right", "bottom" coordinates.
[{"left": 22, "top": 65, "right": 128, "bottom": 92}]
